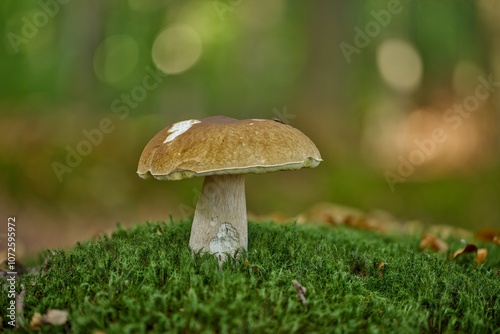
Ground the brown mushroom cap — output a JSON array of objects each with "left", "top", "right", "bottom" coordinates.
[{"left": 137, "top": 115, "right": 322, "bottom": 180}]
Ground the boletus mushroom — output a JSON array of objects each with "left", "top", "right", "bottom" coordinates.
[{"left": 137, "top": 116, "right": 322, "bottom": 259}]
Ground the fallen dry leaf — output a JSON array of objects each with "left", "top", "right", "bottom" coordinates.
[
  {"left": 428, "top": 225, "right": 473, "bottom": 239},
  {"left": 29, "top": 313, "right": 43, "bottom": 330},
  {"left": 453, "top": 244, "right": 478, "bottom": 259},
  {"left": 453, "top": 244, "right": 488, "bottom": 264},
  {"left": 377, "top": 262, "right": 385, "bottom": 279},
  {"left": 475, "top": 229, "right": 500, "bottom": 244},
  {"left": 247, "top": 211, "right": 297, "bottom": 224},
  {"left": 44, "top": 309, "right": 68, "bottom": 325},
  {"left": 344, "top": 215, "right": 383, "bottom": 232},
  {"left": 420, "top": 234, "right": 448, "bottom": 252},
  {"left": 303, "top": 202, "right": 368, "bottom": 229},
  {"left": 476, "top": 248, "right": 488, "bottom": 264},
  {"left": 292, "top": 279, "right": 308, "bottom": 305},
  {"left": 366, "top": 210, "right": 419, "bottom": 235},
  {"left": 29, "top": 309, "right": 69, "bottom": 329}
]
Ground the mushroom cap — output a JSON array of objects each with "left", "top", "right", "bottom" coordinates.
[{"left": 137, "top": 116, "right": 322, "bottom": 180}]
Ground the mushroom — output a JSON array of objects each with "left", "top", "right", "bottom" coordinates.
[{"left": 137, "top": 116, "right": 322, "bottom": 259}]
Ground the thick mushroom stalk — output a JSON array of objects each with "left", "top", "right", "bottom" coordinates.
[{"left": 189, "top": 174, "right": 247, "bottom": 259}]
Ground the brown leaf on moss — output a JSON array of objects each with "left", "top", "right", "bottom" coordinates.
[
  {"left": 29, "top": 313, "right": 43, "bottom": 330},
  {"left": 453, "top": 244, "right": 478, "bottom": 259},
  {"left": 420, "top": 234, "right": 448, "bottom": 252},
  {"left": 343, "top": 215, "right": 383, "bottom": 232},
  {"left": 453, "top": 244, "right": 488, "bottom": 264},
  {"left": 29, "top": 309, "right": 69, "bottom": 329},
  {"left": 475, "top": 229, "right": 500, "bottom": 245},
  {"left": 43, "top": 310, "right": 68, "bottom": 325},
  {"left": 377, "top": 262, "right": 385, "bottom": 279},
  {"left": 476, "top": 248, "right": 488, "bottom": 264}
]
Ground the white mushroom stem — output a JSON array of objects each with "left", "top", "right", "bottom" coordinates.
[{"left": 189, "top": 174, "right": 248, "bottom": 259}]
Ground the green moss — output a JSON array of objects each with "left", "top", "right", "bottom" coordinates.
[{"left": 2, "top": 221, "right": 500, "bottom": 333}]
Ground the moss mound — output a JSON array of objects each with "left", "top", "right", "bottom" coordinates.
[{"left": 3, "top": 221, "right": 500, "bottom": 333}]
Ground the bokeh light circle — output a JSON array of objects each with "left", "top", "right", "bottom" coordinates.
[
  {"left": 93, "top": 35, "right": 139, "bottom": 83},
  {"left": 376, "top": 38, "right": 423, "bottom": 93},
  {"left": 151, "top": 25, "right": 202, "bottom": 75}
]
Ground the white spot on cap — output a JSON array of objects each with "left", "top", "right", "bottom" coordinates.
[{"left": 163, "top": 119, "right": 200, "bottom": 143}]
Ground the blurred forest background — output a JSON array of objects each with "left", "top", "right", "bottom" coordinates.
[{"left": 1, "top": 0, "right": 500, "bottom": 257}]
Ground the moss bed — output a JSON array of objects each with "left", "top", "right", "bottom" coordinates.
[{"left": 2, "top": 220, "right": 500, "bottom": 333}]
